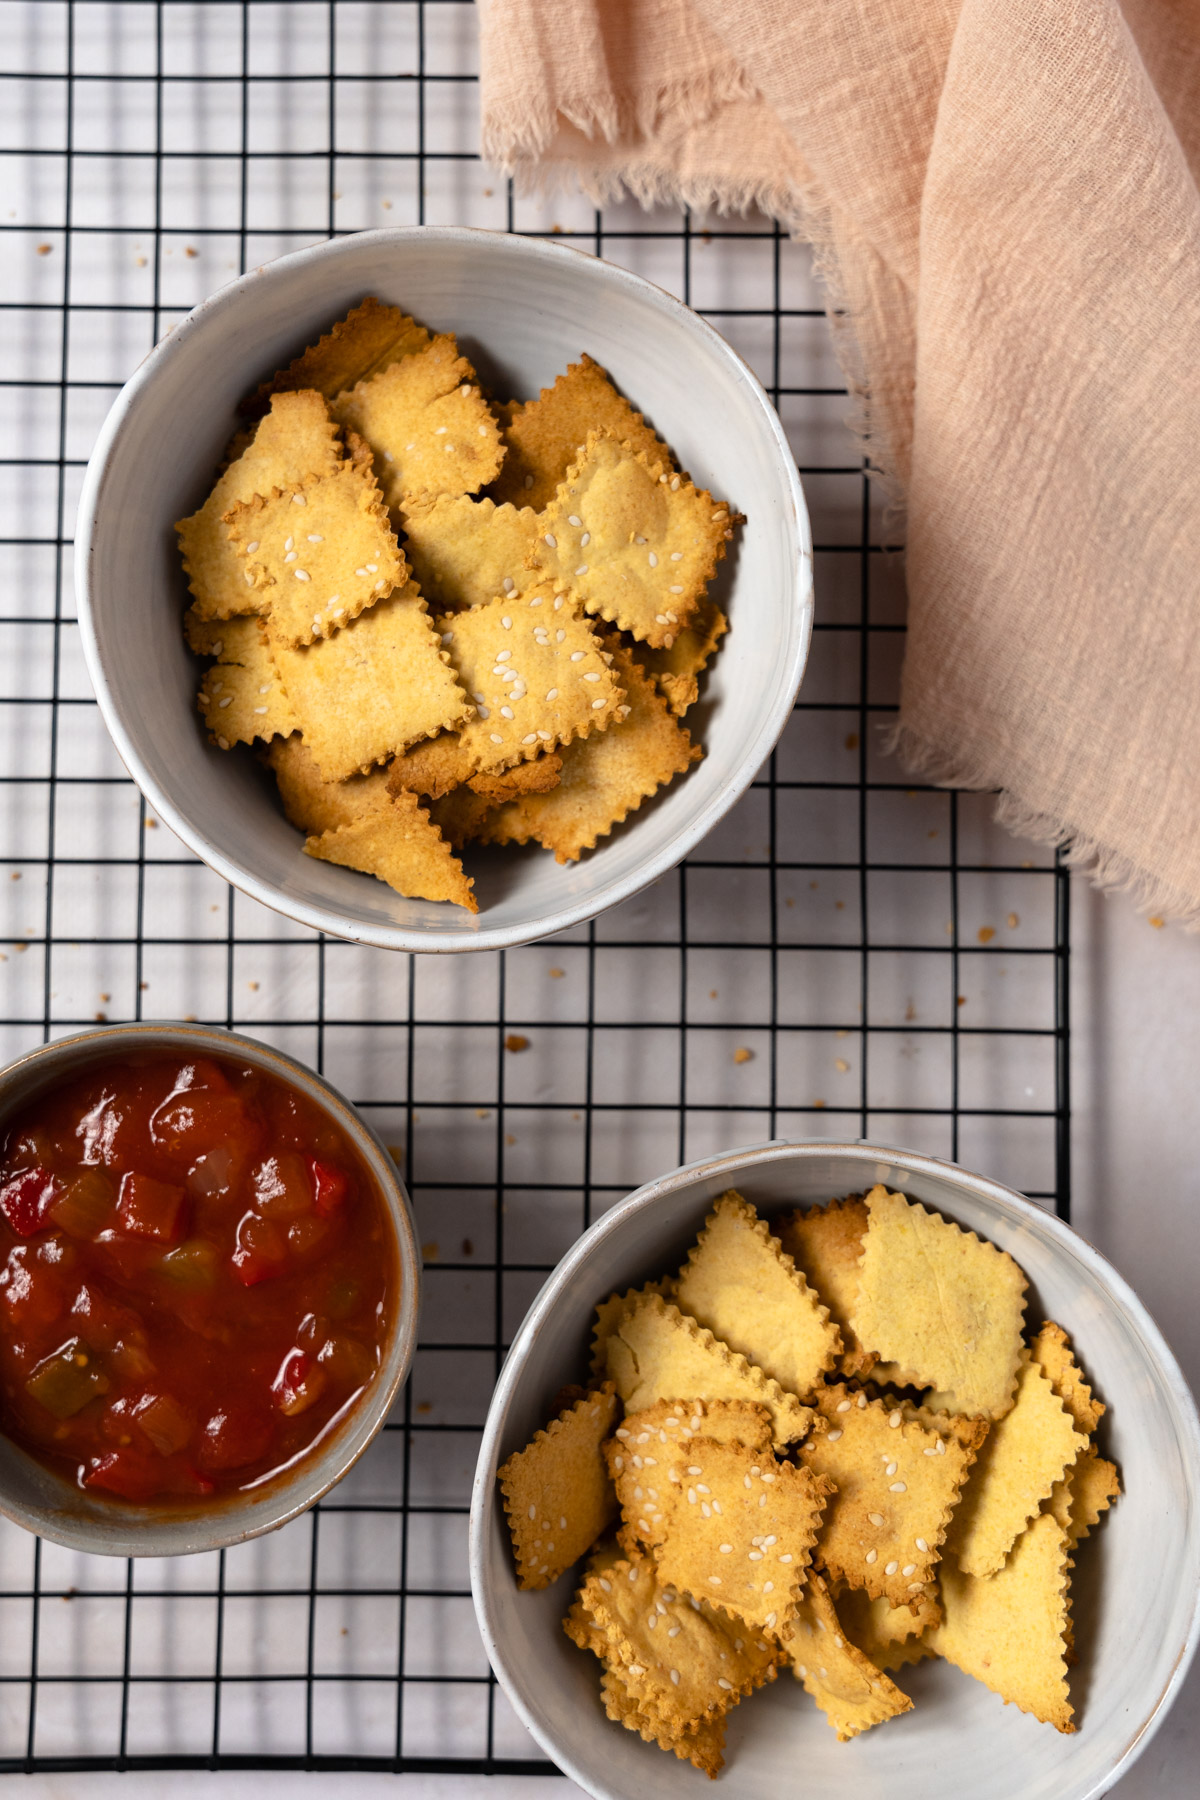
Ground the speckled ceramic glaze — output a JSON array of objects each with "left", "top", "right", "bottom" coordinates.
[
  {"left": 75, "top": 226, "right": 813, "bottom": 953},
  {"left": 0, "top": 1023, "right": 420, "bottom": 1557},
  {"left": 470, "top": 1140, "right": 1200, "bottom": 1800}
]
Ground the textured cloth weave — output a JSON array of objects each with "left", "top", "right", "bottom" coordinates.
[{"left": 480, "top": 0, "right": 1200, "bottom": 921}]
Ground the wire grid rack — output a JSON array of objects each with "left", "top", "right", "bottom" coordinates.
[{"left": 0, "top": 0, "right": 1070, "bottom": 1777}]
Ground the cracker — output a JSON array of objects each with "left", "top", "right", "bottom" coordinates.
[
  {"left": 477, "top": 641, "right": 700, "bottom": 863},
  {"left": 305, "top": 789, "right": 478, "bottom": 912},
  {"left": 833, "top": 1580, "right": 941, "bottom": 1665},
  {"left": 424, "top": 785, "right": 499, "bottom": 852},
  {"left": 798, "top": 1384, "right": 983, "bottom": 1608},
  {"left": 176, "top": 390, "right": 343, "bottom": 620},
  {"left": 225, "top": 459, "right": 406, "bottom": 646},
  {"left": 331, "top": 335, "right": 504, "bottom": 509},
  {"left": 196, "top": 619, "right": 296, "bottom": 747},
  {"left": 467, "top": 755, "right": 562, "bottom": 802},
  {"left": 400, "top": 492, "right": 540, "bottom": 611},
  {"left": 633, "top": 597, "right": 728, "bottom": 715},
  {"left": 491, "top": 353, "right": 671, "bottom": 510},
  {"left": 439, "top": 586, "right": 623, "bottom": 775},
  {"left": 784, "top": 1571, "right": 913, "bottom": 1740},
  {"left": 589, "top": 1278, "right": 676, "bottom": 1378},
  {"left": 527, "top": 431, "right": 733, "bottom": 649},
  {"left": 673, "top": 1190, "right": 841, "bottom": 1400},
  {"left": 497, "top": 1384, "right": 619, "bottom": 1589},
  {"left": 386, "top": 732, "right": 476, "bottom": 800},
  {"left": 1030, "top": 1320, "right": 1105, "bottom": 1436},
  {"left": 653, "top": 1436, "right": 832, "bottom": 1635},
  {"left": 184, "top": 608, "right": 235, "bottom": 657},
  {"left": 267, "top": 579, "right": 471, "bottom": 781},
  {"left": 600, "top": 1670, "right": 725, "bottom": 1779},
  {"left": 850, "top": 1185, "right": 1027, "bottom": 1419},
  {"left": 931, "top": 1510, "right": 1075, "bottom": 1732},
  {"left": 605, "top": 1399, "right": 773, "bottom": 1552},
  {"left": 947, "top": 1352, "right": 1087, "bottom": 1578},
  {"left": 1045, "top": 1443, "right": 1121, "bottom": 1549},
  {"left": 265, "top": 735, "right": 393, "bottom": 834},
  {"left": 775, "top": 1195, "right": 878, "bottom": 1378},
  {"left": 604, "top": 1293, "right": 816, "bottom": 1447},
  {"left": 251, "top": 296, "right": 432, "bottom": 409}
]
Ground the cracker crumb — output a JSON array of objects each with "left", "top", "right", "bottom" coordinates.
[
  {"left": 1008, "top": 912, "right": 1020, "bottom": 928},
  {"left": 9, "top": 872, "right": 20, "bottom": 881},
  {"left": 476, "top": 1108, "right": 490, "bottom": 1119},
  {"left": 506, "top": 1133, "right": 517, "bottom": 1147},
  {"left": 416, "top": 1400, "right": 432, "bottom": 1414},
  {"left": 422, "top": 1241, "right": 439, "bottom": 1262},
  {"left": 733, "top": 1047, "right": 754, "bottom": 1065},
  {"left": 462, "top": 1238, "right": 473, "bottom": 1256},
  {"left": 549, "top": 967, "right": 565, "bottom": 979},
  {"left": 835, "top": 1058, "right": 850, "bottom": 1073},
  {"left": 1149, "top": 915, "right": 1165, "bottom": 929},
  {"left": 844, "top": 733, "right": 859, "bottom": 750},
  {"left": 36, "top": 243, "right": 52, "bottom": 255},
  {"left": 247, "top": 980, "right": 259, "bottom": 991},
  {"left": 977, "top": 926, "right": 996, "bottom": 944},
  {"left": 505, "top": 1033, "right": 530, "bottom": 1052}
]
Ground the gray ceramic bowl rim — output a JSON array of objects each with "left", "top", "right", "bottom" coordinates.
[
  {"left": 74, "top": 224, "right": 813, "bottom": 954},
  {"left": 468, "top": 1136, "right": 1200, "bottom": 1799},
  {"left": 0, "top": 1021, "right": 421, "bottom": 1557}
]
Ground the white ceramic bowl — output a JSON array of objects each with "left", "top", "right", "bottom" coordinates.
[
  {"left": 470, "top": 1140, "right": 1200, "bottom": 1800},
  {"left": 75, "top": 227, "right": 813, "bottom": 953},
  {"left": 0, "top": 1023, "right": 421, "bottom": 1557}
]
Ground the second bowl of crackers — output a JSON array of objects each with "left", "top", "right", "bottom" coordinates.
[
  {"left": 470, "top": 1139, "right": 1200, "bottom": 1798},
  {"left": 76, "top": 227, "right": 812, "bottom": 951}
]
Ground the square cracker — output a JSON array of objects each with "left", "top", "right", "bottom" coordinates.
[
  {"left": 331, "top": 335, "right": 503, "bottom": 509},
  {"left": 653, "top": 1436, "right": 832, "bottom": 1635},
  {"left": 497, "top": 1384, "right": 619, "bottom": 1589},
  {"left": 783, "top": 1571, "right": 913, "bottom": 1740},
  {"left": 604, "top": 1293, "right": 815, "bottom": 1447},
  {"left": 440, "top": 586, "right": 623, "bottom": 775},
  {"left": 605, "top": 1399, "right": 773, "bottom": 1552},
  {"left": 1045, "top": 1444, "right": 1121, "bottom": 1548},
  {"left": 775, "top": 1195, "right": 878, "bottom": 1378},
  {"left": 226, "top": 458, "right": 406, "bottom": 646},
  {"left": 947, "top": 1352, "right": 1087, "bottom": 1578},
  {"left": 673, "top": 1190, "right": 841, "bottom": 1400},
  {"left": 177, "top": 390, "right": 343, "bottom": 621},
  {"left": 589, "top": 1278, "right": 676, "bottom": 1377},
  {"left": 467, "top": 755, "right": 562, "bottom": 802},
  {"left": 265, "top": 735, "right": 392, "bottom": 834},
  {"left": 196, "top": 619, "right": 296, "bottom": 747},
  {"left": 305, "top": 790, "right": 477, "bottom": 912},
  {"left": 386, "top": 731, "right": 477, "bottom": 800},
  {"left": 477, "top": 640, "right": 700, "bottom": 863},
  {"left": 832, "top": 1579, "right": 941, "bottom": 1666},
  {"left": 1030, "top": 1321, "right": 1105, "bottom": 1435},
  {"left": 931, "top": 1510, "right": 1075, "bottom": 1732},
  {"left": 527, "top": 431, "right": 733, "bottom": 649},
  {"left": 267, "top": 579, "right": 471, "bottom": 781},
  {"left": 798, "top": 1384, "right": 983, "bottom": 1608},
  {"left": 400, "top": 492, "right": 540, "bottom": 611},
  {"left": 633, "top": 597, "right": 728, "bottom": 716},
  {"left": 850, "top": 1184, "right": 1028, "bottom": 1419},
  {"left": 600, "top": 1670, "right": 725, "bottom": 1779},
  {"left": 251, "top": 296, "right": 432, "bottom": 409},
  {"left": 491, "top": 353, "right": 672, "bottom": 510}
]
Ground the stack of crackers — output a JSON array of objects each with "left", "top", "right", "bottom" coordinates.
[
  {"left": 497, "top": 1186, "right": 1120, "bottom": 1777},
  {"left": 176, "top": 298, "right": 737, "bottom": 914}
]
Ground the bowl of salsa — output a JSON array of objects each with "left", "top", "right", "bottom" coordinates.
[{"left": 0, "top": 1023, "right": 419, "bottom": 1555}]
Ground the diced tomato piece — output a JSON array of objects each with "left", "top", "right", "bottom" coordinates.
[
  {"left": 84, "top": 1448, "right": 213, "bottom": 1503},
  {"left": 230, "top": 1211, "right": 287, "bottom": 1286},
  {"left": 197, "top": 1405, "right": 273, "bottom": 1473},
  {"left": 117, "top": 1172, "right": 187, "bottom": 1244},
  {"left": 253, "top": 1153, "right": 313, "bottom": 1220},
  {"left": 0, "top": 1244, "right": 68, "bottom": 1332},
  {"left": 0, "top": 1168, "right": 61, "bottom": 1238},
  {"left": 307, "top": 1157, "right": 349, "bottom": 1217},
  {"left": 270, "top": 1347, "right": 326, "bottom": 1416},
  {"left": 286, "top": 1214, "right": 332, "bottom": 1258},
  {"left": 151, "top": 1092, "right": 253, "bottom": 1162}
]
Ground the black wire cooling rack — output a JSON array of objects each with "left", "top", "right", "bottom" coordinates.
[{"left": 0, "top": 0, "right": 1070, "bottom": 1776}]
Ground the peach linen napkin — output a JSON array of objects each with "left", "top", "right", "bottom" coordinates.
[{"left": 479, "top": 0, "right": 1200, "bottom": 922}]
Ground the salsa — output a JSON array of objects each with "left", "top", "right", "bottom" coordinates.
[{"left": 0, "top": 1049, "right": 396, "bottom": 1504}]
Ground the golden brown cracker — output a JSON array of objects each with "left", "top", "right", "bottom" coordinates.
[
  {"left": 477, "top": 642, "right": 699, "bottom": 863},
  {"left": 424, "top": 785, "right": 499, "bottom": 851},
  {"left": 226, "top": 458, "right": 406, "bottom": 646},
  {"left": 784, "top": 1571, "right": 914, "bottom": 1740},
  {"left": 467, "top": 754, "right": 562, "bottom": 802},
  {"left": 604, "top": 1293, "right": 815, "bottom": 1448},
  {"left": 947, "top": 1353, "right": 1087, "bottom": 1578},
  {"left": 440, "top": 586, "right": 623, "bottom": 775},
  {"left": 633, "top": 597, "right": 728, "bottom": 716},
  {"left": 177, "top": 390, "right": 343, "bottom": 620},
  {"left": 497, "top": 1384, "right": 619, "bottom": 1589},
  {"left": 528, "top": 432, "right": 733, "bottom": 649},
  {"left": 184, "top": 607, "right": 235, "bottom": 657},
  {"left": 197, "top": 620, "right": 296, "bottom": 747},
  {"left": 932, "top": 1510, "right": 1075, "bottom": 1732},
  {"left": 251, "top": 296, "right": 432, "bottom": 409},
  {"left": 305, "top": 789, "right": 478, "bottom": 912},
  {"left": 331, "top": 335, "right": 503, "bottom": 509},
  {"left": 600, "top": 1670, "right": 725, "bottom": 1778},
  {"left": 1030, "top": 1321, "right": 1105, "bottom": 1436},
  {"left": 654, "top": 1437, "right": 832, "bottom": 1635},
  {"left": 400, "top": 492, "right": 540, "bottom": 611},
  {"left": 589, "top": 1279, "right": 676, "bottom": 1378},
  {"left": 851, "top": 1185, "right": 1027, "bottom": 1420},
  {"left": 776, "top": 1196, "right": 878, "bottom": 1379},
  {"left": 386, "top": 731, "right": 476, "bottom": 801},
  {"left": 1045, "top": 1444, "right": 1120, "bottom": 1549},
  {"left": 266, "top": 735, "right": 392, "bottom": 834},
  {"left": 673, "top": 1190, "right": 841, "bottom": 1400},
  {"left": 833, "top": 1580, "right": 941, "bottom": 1663},
  {"left": 491, "top": 353, "right": 671, "bottom": 510},
  {"left": 268, "top": 579, "right": 471, "bottom": 781},
  {"left": 605, "top": 1399, "right": 773, "bottom": 1553},
  {"left": 799, "top": 1384, "right": 982, "bottom": 1608}
]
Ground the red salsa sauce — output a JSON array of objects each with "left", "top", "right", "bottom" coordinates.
[{"left": 0, "top": 1049, "right": 396, "bottom": 1504}]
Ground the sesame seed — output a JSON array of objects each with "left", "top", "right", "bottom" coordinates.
[
  {"left": 744, "top": 1475, "right": 751, "bottom": 1489},
  {"left": 545, "top": 688, "right": 558, "bottom": 701},
  {"left": 655, "top": 613, "right": 668, "bottom": 624},
  {"left": 868, "top": 1512, "right": 884, "bottom": 1527},
  {"left": 246, "top": 541, "right": 259, "bottom": 554},
  {"left": 307, "top": 534, "right": 322, "bottom": 543},
  {"left": 502, "top": 615, "right": 512, "bottom": 629},
  {"left": 763, "top": 1581, "right": 774, "bottom": 1593},
  {"left": 442, "top": 632, "right": 453, "bottom": 644},
  {"left": 865, "top": 1549, "right": 877, "bottom": 1564},
  {"left": 252, "top": 706, "right": 268, "bottom": 715},
  {"left": 366, "top": 563, "right": 378, "bottom": 573},
  {"left": 890, "top": 1481, "right": 907, "bottom": 1492},
  {"left": 575, "top": 564, "right": 588, "bottom": 575},
  {"left": 556, "top": 628, "right": 566, "bottom": 641},
  {"left": 778, "top": 1553, "right": 792, "bottom": 1563},
  {"left": 528, "top": 1506, "right": 536, "bottom": 1519},
  {"left": 648, "top": 551, "right": 658, "bottom": 566},
  {"left": 902, "top": 1564, "right": 916, "bottom": 1576},
  {"left": 544, "top": 533, "right": 557, "bottom": 548},
  {"left": 796, "top": 1663, "right": 807, "bottom": 1678},
  {"left": 501, "top": 706, "right": 514, "bottom": 719},
  {"left": 635, "top": 534, "right": 647, "bottom": 545},
  {"left": 478, "top": 425, "right": 487, "bottom": 436},
  {"left": 435, "top": 427, "right": 447, "bottom": 435},
  {"left": 216, "top": 736, "right": 229, "bottom": 749},
  {"left": 476, "top": 706, "right": 489, "bottom": 720},
  {"left": 583, "top": 671, "right": 600, "bottom": 682},
  {"left": 292, "top": 493, "right": 306, "bottom": 505},
  {"left": 295, "top": 569, "right": 310, "bottom": 581},
  {"left": 668, "top": 1626, "right": 680, "bottom": 1638},
  {"left": 668, "top": 584, "right": 684, "bottom": 593},
  {"left": 766, "top": 1611, "right": 777, "bottom": 1628},
  {"left": 327, "top": 594, "right": 341, "bottom": 606},
  {"left": 554, "top": 594, "right": 564, "bottom": 610},
  {"left": 490, "top": 732, "right": 503, "bottom": 743},
  {"left": 522, "top": 732, "right": 537, "bottom": 744},
  {"left": 537, "top": 729, "right": 552, "bottom": 741},
  {"left": 284, "top": 537, "right": 294, "bottom": 552},
  {"left": 664, "top": 633, "right": 674, "bottom": 646},
  {"left": 570, "top": 650, "right": 584, "bottom": 661},
  {"left": 889, "top": 1411, "right": 902, "bottom": 1428},
  {"left": 580, "top": 532, "right": 590, "bottom": 547},
  {"left": 591, "top": 697, "right": 606, "bottom": 708},
  {"left": 355, "top": 567, "right": 369, "bottom": 577},
  {"left": 711, "top": 509, "right": 725, "bottom": 520},
  {"left": 836, "top": 1399, "right": 852, "bottom": 1413},
  {"left": 936, "top": 1438, "right": 946, "bottom": 1454},
  {"left": 748, "top": 1550, "right": 763, "bottom": 1561},
  {"left": 218, "top": 696, "right": 233, "bottom": 709},
  {"left": 717, "top": 1678, "right": 732, "bottom": 1691},
  {"left": 885, "top": 1560, "right": 898, "bottom": 1575},
  {"left": 670, "top": 1668, "right": 680, "bottom": 1684},
  {"left": 687, "top": 1489, "right": 696, "bottom": 1505},
  {"left": 857, "top": 1393, "right": 868, "bottom": 1408},
  {"left": 826, "top": 1428, "right": 842, "bottom": 1442},
  {"left": 886, "top": 1462, "right": 898, "bottom": 1477},
  {"left": 708, "top": 1576, "right": 721, "bottom": 1586},
  {"left": 284, "top": 551, "right": 297, "bottom": 563},
  {"left": 568, "top": 514, "right": 582, "bottom": 527},
  {"left": 915, "top": 1537, "right": 928, "bottom": 1552},
  {"left": 497, "top": 649, "right": 512, "bottom": 661}
]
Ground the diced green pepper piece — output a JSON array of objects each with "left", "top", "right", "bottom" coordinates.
[
  {"left": 137, "top": 1393, "right": 192, "bottom": 1456},
  {"left": 324, "top": 1279, "right": 360, "bottom": 1321},
  {"left": 159, "top": 1239, "right": 218, "bottom": 1290},
  {"left": 25, "top": 1338, "right": 110, "bottom": 1420},
  {"left": 49, "top": 1169, "right": 116, "bottom": 1240}
]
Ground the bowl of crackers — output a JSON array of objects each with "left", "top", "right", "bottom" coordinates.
[
  {"left": 470, "top": 1139, "right": 1200, "bottom": 1798},
  {"left": 76, "top": 227, "right": 811, "bottom": 951}
]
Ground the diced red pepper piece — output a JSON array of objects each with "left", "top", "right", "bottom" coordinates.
[
  {"left": 0, "top": 1245, "right": 67, "bottom": 1331},
  {"left": 253, "top": 1153, "right": 313, "bottom": 1220},
  {"left": 270, "top": 1347, "right": 326, "bottom": 1416},
  {"left": 307, "top": 1157, "right": 349, "bottom": 1218},
  {"left": 117, "top": 1172, "right": 187, "bottom": 1244},
  {"left": 197, "top": 1405, "right": 273, "bottom": 1473},
  {"left": 0, "top": 1168, "right": 61, "bottom": 1239},
  {"left": 229, "top": 1211, "right": 287, "bottom": 1287},
  {"left": 84, "top": 1448, "right": 213, "bottom": 1503}
]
